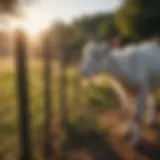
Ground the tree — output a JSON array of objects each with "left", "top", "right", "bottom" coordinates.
[
  {"left": 0, "top": 0, "right": 17, "bottom": 13},
  {"left": 72, "top": 12, "right": 118, "bottom": 41},
  {"left": 137, "top": 0, "right": 160, "bottom": 38},
  {"left": 97, "top": 14, "right": 118, "bottom": 40},
  {"left": 114, "top": 0, "right": 141, "bottom": 39},
  {"left": 0, "top": 31, "right": 11, "bottom": 56},
  {"left": 0, "top": 0, "right": 33, "bottom": 15},
  {"left": 115, "top": 0, "right": 160, "bottom": 39}
]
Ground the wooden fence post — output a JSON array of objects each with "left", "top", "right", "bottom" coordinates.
[
  {"left": 43, "top": 36, "right": 54, "bottom": 160},
  {"left": 15, "top": 29, "right": 32, "bottom": 160},
  {"left": 59, "top": 46, "right": 68, "bottom": 133}
]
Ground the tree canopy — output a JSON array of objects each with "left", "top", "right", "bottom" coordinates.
[
  {"left": 2, "top": 0, "right": 160, "bottom": 60},
  {"left": 0, "top": 0, "right": 32, "bottom": 15},
  {"left": 114, "top": 0, "right": 160, "bottom": 39}
]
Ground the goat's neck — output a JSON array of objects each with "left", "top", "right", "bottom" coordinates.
[{"left": 105, "top": 54, "right": 130, "bottom": 81}]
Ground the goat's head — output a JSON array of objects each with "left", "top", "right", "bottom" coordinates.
[{"left": 80, "top": 40, "right": 110, "bottom": 77}]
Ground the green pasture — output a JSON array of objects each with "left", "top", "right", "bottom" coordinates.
[{"left": 0, "top": 57, "right": 119, "bottom": 160}]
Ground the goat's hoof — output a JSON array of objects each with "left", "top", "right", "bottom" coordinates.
[
  {"left": 133, "top": 141, "right": 141, "bottom": 150},
  {"left": 132, "top": 136, "right": 146, "bottom": 149},
  {"left": 147, "top": 121, "right": 157, "bottom": 129},
  {"left": 133, "top": 141, "right": 143, "bottom": 151},
  {"left": 132, "top": 138, "right": 148, "bottom": 152},
  {"left": 123, "top": 130, "right": 132, "bottom": 140}
]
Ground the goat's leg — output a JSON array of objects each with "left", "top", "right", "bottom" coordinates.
[
  {"left": 123, "top": 98, "right": 136, "bottom": 139},
  {"left": 123, "top": 120, "right": 134, "bottom": 139},
  {"left": 145, "top": 94, "right": 157, "bottom": 128},
  {"left": 132, "top": 85, "right": 149, "bottom": 146},
  {"left": 110, "top": 83, "right": 134, "bottom": 138}
]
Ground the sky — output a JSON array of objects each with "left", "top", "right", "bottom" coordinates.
[
  {"left": 28, "top": 0, "right": 122, "bottom": 22},
  {"left": 9, "top": 0, "right": 122, "bottom": 36}
]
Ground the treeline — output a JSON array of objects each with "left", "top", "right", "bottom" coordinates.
[
  {"left": 1, "top": 0, "right": 159, "bottom": 60},
  {"left": 34, "top": 0, "right": 160, "bottom": 62},
  {"left": 115, "top": 0, "right": 160, "bottom": 39}
]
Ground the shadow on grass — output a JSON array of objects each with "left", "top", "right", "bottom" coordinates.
[
  {"left": 135, "top": 140, "right": 160, "bottom": 160},
  {"left": 61, "top": 123, "right": 122, "bottom": 160}
]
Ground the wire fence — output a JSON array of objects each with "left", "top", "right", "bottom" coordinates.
[{"left": 0, "top": 29, "right": 85, "bottom": 160}]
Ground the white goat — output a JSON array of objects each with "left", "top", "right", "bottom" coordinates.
[{"left": 80, "top": 40, "right": 160, "bottom": 146}]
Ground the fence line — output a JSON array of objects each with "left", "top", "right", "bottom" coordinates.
[
  {"left": 0, "top": 30, "right": 82, "bottom": 160},
  {"left": 59, "top": 47, "right": 68, "bottom": 133},
  {"left": 43, "top": 36, "right": 55, "bottom": 159},
  {"left": 15, "top": 30, "right": 32, "bottom": 160}
]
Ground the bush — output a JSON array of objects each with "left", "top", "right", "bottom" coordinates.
[{"left": 86, "top": 84, "right": 119, "bottom": 112}]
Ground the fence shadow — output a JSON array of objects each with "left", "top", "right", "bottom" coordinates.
[
  {"left": 61, "top": 125, "right": 123, "bottom": 160},
  {"left": 135, "top": 140, "right": 160, "bottom": 160}
]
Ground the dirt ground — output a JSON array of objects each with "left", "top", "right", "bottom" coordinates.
[
  {"left": 62, "top": 109, "right": 160, "bottom": 160},
  {"left": 100, "top": 109, "right": 160, "bottom": 160}
]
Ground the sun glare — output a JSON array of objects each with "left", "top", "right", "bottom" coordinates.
[
  {"left": 23, "top": 18, "right": 44, "bottom": 37},
  {"left": 11, "top": 8, "right": 51, "bottom": 38}
]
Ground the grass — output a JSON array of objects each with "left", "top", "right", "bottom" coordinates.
[{"left": 0, "top": 57, "right": 119, "bottom": 160}]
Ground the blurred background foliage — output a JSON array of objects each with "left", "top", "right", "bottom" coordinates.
[
  {"left": 0, "top": 0, "right": 31, "bottom": 17},
  {"left": 1, "top": 0, "right": 160, "bottom": 61},
  {"left": 32, "top": 0, "right": 160, "bottom": 61}
]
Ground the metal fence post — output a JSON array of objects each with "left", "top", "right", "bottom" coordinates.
[{"left": 15, "top": 29, "right": 32, "bottom": 160}]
